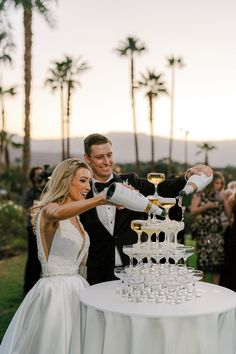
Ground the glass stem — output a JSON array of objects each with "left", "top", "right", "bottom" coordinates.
[
  {"left": 155, "top": 184, "right": 158, "bottom": 194},
  {"left": 137, "top": 231, "right": 142, "bottom": 244}
]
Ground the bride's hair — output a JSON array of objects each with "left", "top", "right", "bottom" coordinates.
[{"left": 31, "top": 158, "right": 92, "bottom": 227}]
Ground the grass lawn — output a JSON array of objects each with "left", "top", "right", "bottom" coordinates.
[
  {"left": 0, "top": 253, "right": 26, "bottom": 342},
  {"left": 185, "top": 234, "right": 213, "bottom": 282}
]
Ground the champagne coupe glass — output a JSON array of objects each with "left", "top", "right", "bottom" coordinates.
[
  {"left": 147, "top": 172, "right": 165, "bottom": 196},
  {"left": 141, "top": 221, "right": 161, "bottom": 244},
  {"left": 114, "top": 266, "right": 127, "bottom": 295},
  {"left": 171, "top": 246, "right": 185, "bottom": 268},
  {"left": 150, "top": 243, "right": 163, "bottom": 267},
  {"left": 160, "top": 218, "right": 175, "bottom": 245},
  {"left": 157, "top": 196, "right": 176, "bottom": 222},
  {"left": 122, "top": 245, "right": 135, "bottom": 267},
  {"left": 132, "top": 247, "right": 144, "bottom": 269},
  {"left": 127, "top": 270, "right": 145, "bottom": 303},
  {"left": 182, "top": 246, "right": 195, "bottom": 267},
  {"left": 130, "top": 219, "right": 146, "bottom": 245},
  {"left": 170, "top": 220, "right": 185, "bottom": 244},
  {"left": 147, "top": 172, "right": 165, "bottom": 222}
]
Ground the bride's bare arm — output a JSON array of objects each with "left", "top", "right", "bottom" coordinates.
[{"left": 44, "top": 194, "right": 106, "bottom": 223}]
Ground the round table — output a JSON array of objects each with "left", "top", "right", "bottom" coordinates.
[{"left": 80, "top": 281, "right": 236, "bottom": 354}]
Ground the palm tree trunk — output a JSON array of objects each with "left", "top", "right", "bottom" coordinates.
[
  {"left": 22, "top": 9, "right": 32, "bottom": 188},
  {"left": 205, "top": 151, "right": 208, "bottom": 165},
  {"left": 0, "top": 96, "right": 5, "bottom": 169},
  {"left": 168, "top": 66, "right": 175, "bottom": 176},
  {"left": 148, "top": 95, "right": 154, "bottom": 170},
  {"left": 4, "top": 142, "right": 10, "bottom": 170},
  {"left": 130, "top": 55, "right": 140, "bottom": 175},
  {"left": 60, "top": 84, "right": 65, "bottom": 160},
  {"left": 66, "top": 81, "right": 72, "bottom": 158}
]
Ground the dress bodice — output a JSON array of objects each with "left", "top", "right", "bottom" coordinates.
[{"left": 36, "top": 213, "right": 90, "bottom": 277}]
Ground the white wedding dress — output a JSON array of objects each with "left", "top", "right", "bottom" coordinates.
[{"left": 0, "top": 213, "right": 90, "bottom": 354}]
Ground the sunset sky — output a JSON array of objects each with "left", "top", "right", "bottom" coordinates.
[{"left": 3, "top": 0, "right": 236, "bottom": 142}]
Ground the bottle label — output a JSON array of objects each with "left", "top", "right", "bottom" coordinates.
[{"left": 144, "top": 202, "right": 152, "bottom": 213}]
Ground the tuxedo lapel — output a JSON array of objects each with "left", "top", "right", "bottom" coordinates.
[
  {"left": 112, "top": 173, "right": 123, "bottom": 183},
  {"left": 88, "top": 181, "right": 115, "bottom": 236},
  {"left": 112, "top": 174, "right": 127, "bottom": 234},
  {"left": 88, "top": 174, "right": 127, "bottom": 236},
  {"left": 85, "top": 188, "right": 100, "bottom": 221}
]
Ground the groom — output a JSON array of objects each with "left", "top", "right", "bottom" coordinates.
[{"left": 80, "top": 133, "right": 212, "bottom": 285}]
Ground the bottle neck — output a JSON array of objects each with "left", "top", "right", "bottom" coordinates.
[{"left": 181, "top": 182, "right": 198, "bottom": 196}]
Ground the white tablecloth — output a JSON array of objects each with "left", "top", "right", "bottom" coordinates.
[{"left": 80, "top": 281, "right": 236, "bottom": 354}]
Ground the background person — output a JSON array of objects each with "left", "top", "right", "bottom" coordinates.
[
  {"left": 189, "top": 171, "right": 230, "bottom": 285},
  {"left": 80, "top": 133, "right": 213, "bottom": 285},
  {"left": 220, "top": 189, "right": 236, "bottom": 291},
  {"left": 22, "top": 166, "right": 44, "bottom": 294}
]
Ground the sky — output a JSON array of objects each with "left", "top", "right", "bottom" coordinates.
[{"left": 2, "top": 0, "right": 236, "bottom": 142}]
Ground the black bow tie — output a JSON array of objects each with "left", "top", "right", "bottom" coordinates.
[{"left": 94, "top": 179, "right": 116, "bottom": 193}]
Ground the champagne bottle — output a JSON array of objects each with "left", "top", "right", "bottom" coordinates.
[
  {"left": 179, "top": 172, "right": 213, "bottom": 197},
  {"left": 105, "top": 182, "right": 166, "bottom": 217}
]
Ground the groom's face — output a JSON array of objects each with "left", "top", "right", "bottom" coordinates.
[{"left": 84, "top": 143, "right": 114, "bottom": 182}]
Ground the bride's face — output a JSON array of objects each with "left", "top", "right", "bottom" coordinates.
[{"left": 69, "top": 168, "right": 91, "bottom": 201}]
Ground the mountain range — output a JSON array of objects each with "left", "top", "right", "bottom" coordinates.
[{"left": 10, "top": 132, "right": 236, "bottom": 168}]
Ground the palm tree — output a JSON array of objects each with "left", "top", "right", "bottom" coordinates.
[
  {"left": 0, "top": 131, "right": 22, "bottom": 169},
  {"left": 0, "top": 29, "right": 16, "bottom": 171},
  {"left": 0, "top": 86, "right": 16, "bottom": 167},
  {"left": 115, "top": 36, "right": 146, "bottom": 175},
  {"left": 62, "top": 55, "right": 90, "bottom": 158},
  {"left": 45, "top": 60, "right": 68, "bottom": 160},
  {"left": 0, "top": 0, "right": 56, "bottom": 186},
  {"left": 183, "top": 129, "right": 189, "bottom": 171},
  {"left": 167, "top": 56, "right": 184, "bottom": 176},
  {"left": 196, "top": 142, "right": 216, "bottom": 165},
  {"left": 0, "top": 30, "right": 15, "bottom": 64},
  {"left": 138, "top": 70, "right": 168, "bottom": 170}
]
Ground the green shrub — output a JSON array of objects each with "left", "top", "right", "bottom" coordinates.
[{"left": 0, "top": 200, "right": 27, "bottom": 258}]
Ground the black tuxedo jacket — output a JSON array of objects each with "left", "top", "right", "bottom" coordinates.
[{"left": 80, "top": 172, "right": 186, "bottom": 285}]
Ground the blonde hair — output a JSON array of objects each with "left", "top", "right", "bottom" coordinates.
[
  {"left": 204, "top": 171, "right": 225, "bottom": 197},
  {"left": 31, "top": 158, "right": 91, "bottom": 227}
]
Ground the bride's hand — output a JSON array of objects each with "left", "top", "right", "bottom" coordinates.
[{"left": 97, "top": 190, "right": 108, "bottom": 205}]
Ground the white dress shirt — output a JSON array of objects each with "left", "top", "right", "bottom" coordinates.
[{"left": 92, "top": 175, "right": 123, "bottom": 266}]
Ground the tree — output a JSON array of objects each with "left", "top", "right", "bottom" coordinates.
[
  {"left": 45, "top": 60, "right": 67, "bottom": 160},
  {"left": 167, "top": 56, "right": 184, "bottom": 176},
  {"left": 115, "top": 36, "right": 146, "bottom": 175},
  {"left": 45, "top": 55, "right": 89, "bottom": 159},
  {"left": 0, "top": 131, "right": 22, "bottom": 169},
  {"left": 196, "top": 142, "right": 216, "bottom": 165},
  {"left": 62, "top": 55, "right": 90, "bottom": 158},
  {"left": 138, "top": 70, "right": 168, "bottom": 170},
  {"left": 0, "top": 0, "right": 56, "bottom": 187},
  {"left": 0, "top": 30, "right": 15, "bottom": 63},
  {"left": 0, "top": 86, "right": 16, "bottom": 167},
  {"left": 0, "top": 28, "right": 16, "bottom": 171}
]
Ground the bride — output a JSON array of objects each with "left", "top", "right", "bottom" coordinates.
[{"left": 0, "top": 158, "right": 107, "bottom": 354}]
